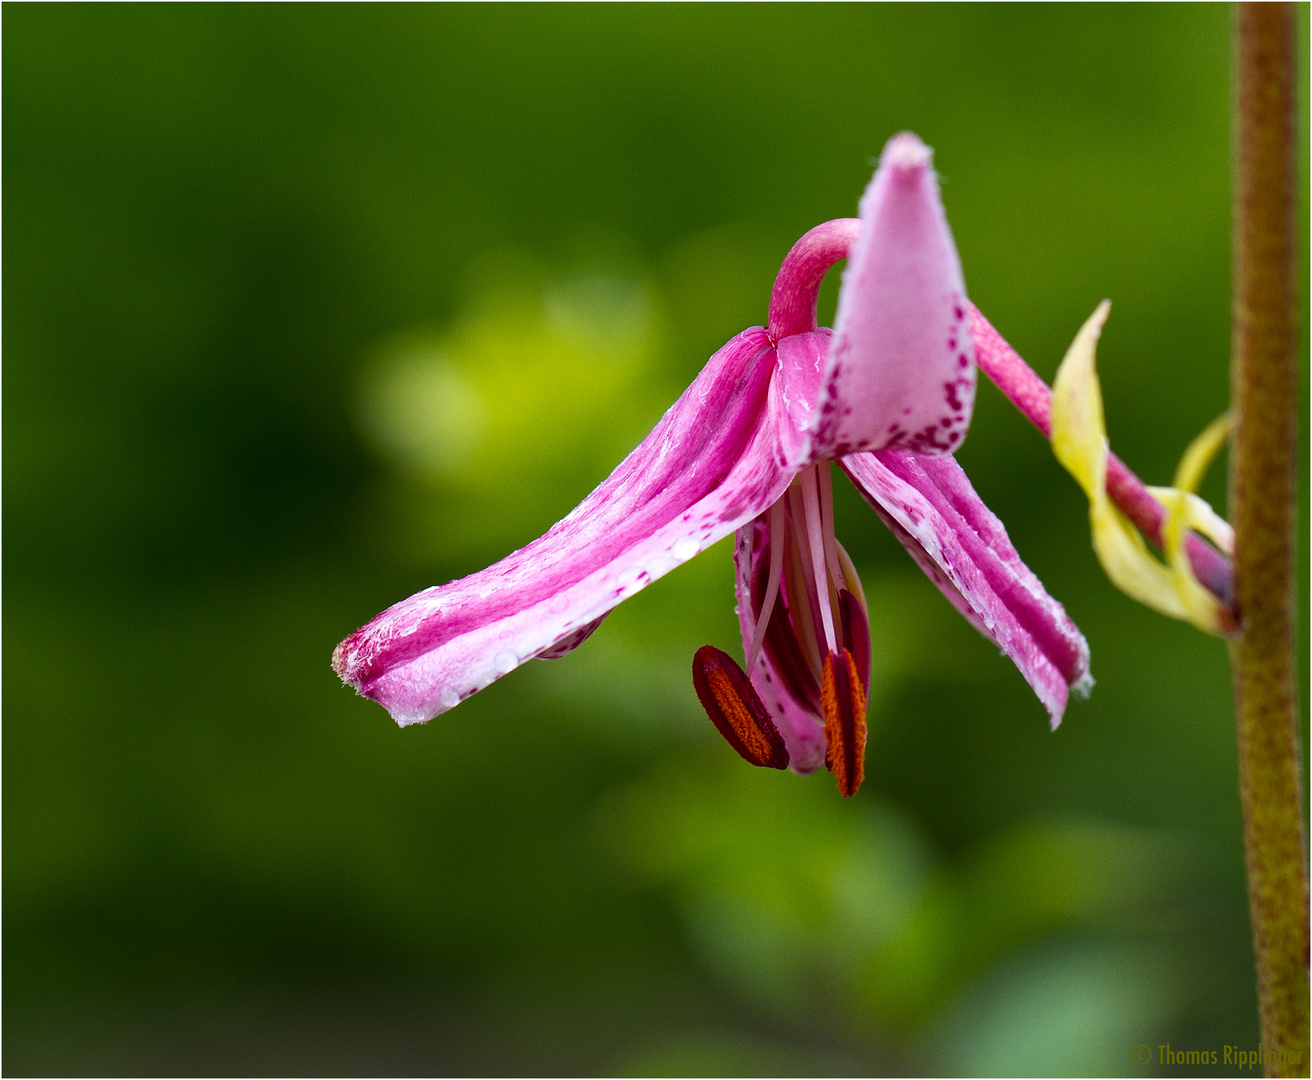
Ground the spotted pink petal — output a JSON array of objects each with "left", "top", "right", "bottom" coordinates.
[
  {"left": 814, "top": 132, "right": 974, "bottom": 460},
  {"left": 841, "top": 449, "right": 1092, "bottom": 728},
  {"left": 334, "top": 327, "right": 794, "bottom": 725}
]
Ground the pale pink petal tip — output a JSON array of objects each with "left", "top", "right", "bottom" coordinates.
[
  {"left": 813, "top": 132, "right": 975, "bottom": 463},
  {"left": 881, "top": 131, "right": 933, "bottom": 171}
]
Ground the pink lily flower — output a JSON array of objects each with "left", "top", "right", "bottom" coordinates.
[{"left": 333, "top": 133, "right": 1091, "bottom": 797}]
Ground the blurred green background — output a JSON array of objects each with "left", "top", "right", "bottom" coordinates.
[{"left": 5, "top": 5, "right": 1307, "bottom": 1076}]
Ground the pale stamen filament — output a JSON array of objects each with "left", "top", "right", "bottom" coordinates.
[
  {"left": 817, "top": 462, "right": 846, "bottom": 598},
  {"left": 783, "top": 491, "right": 824, "bottom": 676},
  {"left": 745, "top": 499, "right": 786, "bottom": 674},
  {"left": 800, "top": 467, "right": 839, "bottom": 654}
]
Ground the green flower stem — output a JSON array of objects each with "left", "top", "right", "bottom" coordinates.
[{"left": 1229, "top": 4, "right": 1309, "bottom": 1075}]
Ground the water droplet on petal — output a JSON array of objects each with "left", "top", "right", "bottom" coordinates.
[
  {"left": 616, "top": 566, "right": 644, "bottom": 590},
  {"left": 439, "top": 687, "right": 461, "bottom": 710},
  {"left": 673, "top": 536, "right": 699, "bottom": 560},
  {"left": 493, "top": 649, "right": 518, "bottom": 675}
]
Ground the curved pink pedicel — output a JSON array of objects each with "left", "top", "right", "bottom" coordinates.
[
  {"left": 816, "top": 132, "right": 975, "bottom": 460},
  {"left": 767, "top": 218, "right": 861, "bottom": 342},
  {"left": 842, "top": 449, "right": 1092, "bottom": 728},
  {"left": 967, "top": 303, "right": 1234, "bottom": 610},
  {"left": 334, "top": 327, "right": 794, "bottom": 725}
]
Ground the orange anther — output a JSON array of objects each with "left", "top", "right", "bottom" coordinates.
[{"left": 821, "top": 649, "right": 868, "bottom": 797}]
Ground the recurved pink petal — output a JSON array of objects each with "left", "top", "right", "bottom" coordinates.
[
  {"left": 732, "top": 518, "right": 828, "bottom": 775},
  {"left": 841, "top": 450, "right": 1091, "bottom": 728},
  {"left": 334, "top": 327, "right": 794, "bottom": 726},
  {"left": 814, "top": 132, "right": 974, "bottom": 460}
]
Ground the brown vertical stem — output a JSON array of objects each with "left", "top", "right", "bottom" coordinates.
[{"left": 1230, "top": 4, "right": 1308, "bottom": 1075}]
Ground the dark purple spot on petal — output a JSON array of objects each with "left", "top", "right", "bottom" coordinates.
[{"left": 944, "top": 381, "right": 963, "bottom": 411}]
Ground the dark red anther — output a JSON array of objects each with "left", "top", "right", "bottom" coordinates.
[
  {"left": 692, "top": 646, "right": 790, "bottom": 770},
  {"left": 821, "top": 648, "right": 868, "bottom": 797},
  {"left": 838, "top": 589, "right": 871, "bottom": 698}
]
